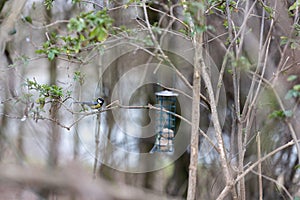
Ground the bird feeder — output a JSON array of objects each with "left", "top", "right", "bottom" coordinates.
[{"left": 152, "top": 90, "right": 178, "bottom": 153}]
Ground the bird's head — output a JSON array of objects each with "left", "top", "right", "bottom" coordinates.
[{"left": 97, "top": 97, "right": 104, "bottom": 106}]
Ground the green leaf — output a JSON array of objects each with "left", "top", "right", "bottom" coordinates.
[
  {"left": 284, "top": 110, "right": 293, "bottom": 117},
  {"left": 263, "top": 5, "right": 273, "bottom": 15},
  {"left": 289, "top": 1, "right": 300, "bottom": 11},
  {"left": 66, "top": 90, "right": 72, "bottom": 96},
  {"left": 152, "top": 26, "right": 162, "bottom": 34},
  {"left": 178, "top": 28, "right": 188, "bottom": 36},
  {"left": 47, "top": 50, "right": 58, "bottom": 60},
  {"left": 287, "top": 75, "right": 297, "bottom": 82},
  {"left": 44, "top": 0, "right": 55, "bottom": 10},
  {"left": 24, "top": 16, "right": 33, "bottom": 24},
  {"left": 49, "top": 85, "right": 63, "bottom": 98},
  {"left": 269, "top": 110, "right": 293, "bottom": 119},
  {"left": 89, "top": 27, "right": 98, "bottom": 39},
  {"left": 269, "top": 110, "right": 285, "bottom": 119},
  {"left": 35, "top": 49, "right": 45, "bottom": 54},
  {"left": 223, "top": 20, "right": 228, "bottom": 29},
  {"left": 291, "top": 42, "right": 297, "bottom": 49},
  {"left": 194, "top": 24, "right": 208, "bottom": 34},
  {"left": 37, "top": 97, "right": 45, "bottom": 108},
  {"left": 293, "top": 84, "right": 300, "bottom": 91},
  {"left": 98, "top": 27, "right": 108, "bottom": 42},
  {"left": 73, "top": 71, "right": 85, "bottom": 85},
  {"left": 144, "top": 36, "right": 154, "bottom": 46},
  {"left": 48, "top": 52, "right": 55, "bottom": 60},
  {"left": 280, "top": 36, "right": 288, "bottom": 46},
  {"left": 42, "top": 41, "right": 50, "bottom": 48},
  {"left": 68, "top": 18, "right": 86, "bottom": 32},
  {"left": 79, "top": 34, "right": 85, "bottom": 41},
  {"left": 285, "top": 90, "right": 299, "bottom": 99}
]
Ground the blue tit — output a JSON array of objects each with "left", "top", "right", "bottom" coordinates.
[{"left": 74, "top": 97, "right": 104, "bottom": 110}]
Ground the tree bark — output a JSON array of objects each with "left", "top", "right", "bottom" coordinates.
[
  {"left": 187, "top": 48, "right": 201, "bottom": 200},
  {"left": 187, "top": 1, "right": 203, "bottom": 199},
  {"left": 0, "top": 0, "right": 26, "bottom": 52}
]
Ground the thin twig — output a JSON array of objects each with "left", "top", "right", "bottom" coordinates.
[
  {"left": 256, "top": 132, "right": 263, "bottom": 200},
  {"left": 24, "top": 19, "right": 69, "bottom": 30},
  {"left": 157, "top": 82, "right": 210, "bottom": 110},
  {"left": 93, "top": 113, "right": 101, "bottom": 179},
  {"left": 215, "top": 0, "right": 258, "bottom": 104},
  {"left": 248, "top": 71, "right": 300, "bottom": 162},
  {"left": 117, "top": 103, "right": 218, "bottom": 151},
  {"left": 141, "top": 0, "right": 192, "bottom": 90},
  {"left": 202, "top": 54, "right": 237, "bottom": 199},
  {"left": 80, "top": 0, "right": 104, "bottom": 9},
  {"left": 250, "top": 170, "right": 293, "bottom": 200},
  {"left": 217, "top": 139, "right": 297, "bottom": 199},
  {"left": 147, "top": 4, "right": 188, "bottom": 29}
]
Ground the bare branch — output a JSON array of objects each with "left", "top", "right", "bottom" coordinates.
[
  {"left": 256, "top": 132, "right": 263, "bottom": 200},
  {"left": 217, "top": 140, "right": 297, "bottom": 199},
  {"left": 250, "top": 170, "right": 293, "bottom": 200}
]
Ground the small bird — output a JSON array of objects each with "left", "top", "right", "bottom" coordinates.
[{"left": 74, "top": 97, "right": 104, "bottom": 110}]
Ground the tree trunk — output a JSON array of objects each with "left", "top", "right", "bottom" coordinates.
[{"left": 187, "top": 1, "right": 203, "bottom": 199}]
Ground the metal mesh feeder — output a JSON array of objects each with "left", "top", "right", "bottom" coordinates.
[{"left": 151, "top": 90, "right": 178, "bottom": 153}]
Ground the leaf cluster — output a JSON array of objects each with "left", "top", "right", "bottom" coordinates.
[
  {"left": 36, "top": 10, "right": 113, "bottom": 60},
  {"left": 73, "top": 71, "right": 85, "bottom": 85},
  {"left": 67, "top": 10, "right": 113, "bottom": 44},
  {"left": 269, "top": 75, "right": 300, "bottom": 119},
  {"left": 35, "top": 32, "right": 61, "bottom": 60},
  {"left": 26, "top": 79, "right": 66, "bottom": 109},
  {"left": 269, "top": 109, "right": 293, "bottom": 119},
  {"left": 44, "top": 0, "right": 55, "bottom": 10},
  {"left": 288, "top": 0, "right": 300, "bottom": 16},
  {"left": 280, "top": 36, "right": 300, "bottom": 50}
]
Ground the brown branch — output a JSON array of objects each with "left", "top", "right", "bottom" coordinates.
[
  {"left": 250, "top": 170, "right": 293, "bottom": 199},
  {"left": 25, "top": 19, "right": 69, "bottom": 30},
  {"left": 157, "top": 82, "right": 210, "bottom": 110},
  {"left": 248, "top": 71, "right": 300, "bottom": 163},
  {"left": 187, "top": 29, "right": 202, "bottom": 200},
  {"left": 118, "top": 103, "right": 218, "bottom": 152},
  {"left": 217, "top": 139, "right": 297, "bottom": 199},
  {"left": 141, "top": 0, "right": 192, "bottom": 90},
  {"left": 237, "top": 140, "right": 296, "bottom": 183},
  {"left": 1, "top": 101, "right": 219, "bottom": 154},
  {"left": 203, "top": 62, "right": 237, "bottom": 200},
  {"left": 256, "top": 132, "right": 263, "bottom": 200},
  {"left": 215, "top": 0, "right": 258, "bottom": 105}
]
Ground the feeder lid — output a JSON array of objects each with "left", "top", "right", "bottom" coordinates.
[{"left": 155, "top": 90, "right": 178, "bottom": 97}]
